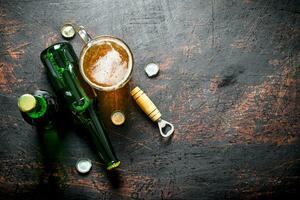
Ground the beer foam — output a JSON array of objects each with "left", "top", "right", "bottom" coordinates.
[{"left": 91, "top": 43, "right": 128, "bottom": 86}]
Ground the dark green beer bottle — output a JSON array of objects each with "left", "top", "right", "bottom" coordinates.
[
  {"left": 40, "top": 42, "right": 120, "bottom": 170},
  {"left": 18, "top": 90, "right": 63, "bottom": 180},
  {"left": 18, "top": 90, "right": 59, "bottom": 129}
]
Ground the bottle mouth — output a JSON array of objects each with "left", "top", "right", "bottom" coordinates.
[
  {"left": 107, "top": 161, "right": 121, "bottom": 170},
  {"left": 18, "top": 94, "right": 37, "bottom": 112}
]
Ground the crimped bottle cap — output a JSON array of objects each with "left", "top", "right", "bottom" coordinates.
[
  {"left": 61, "top": 23, "right": 76, "bottom": 39},
  {"left": 144, "top": 63, "right": 159, "bottom": 77},
  {"left": 18, "top": 94, "right": 37, "bottom": 112},
  {"left": 76, "top": 158, "right": 92, "bottom": 174},
  {"left": 111, "top": 111, "right": 126, "bottom": 126}
]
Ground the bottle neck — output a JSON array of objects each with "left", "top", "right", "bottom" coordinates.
[{"left": 26, "top": 96, "right": 48, "bottom": 119}]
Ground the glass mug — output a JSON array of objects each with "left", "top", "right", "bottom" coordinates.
[{"left": 76, "top": 26, "right": 133, "bottom": 125}]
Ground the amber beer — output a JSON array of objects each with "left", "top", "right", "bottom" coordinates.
[
  {"left": 96, "top": 84, "right": 130, "bottom": 125},
  {"left": 78, "top": 32, "right": 133, "bottom": 125}
]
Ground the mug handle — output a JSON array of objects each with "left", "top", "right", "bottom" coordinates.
[
  {"left": 75, "top": 25, "right": 98, "bottom": 97},
  {"left": 76, "top": 26, "right": 92, "bottom": 44}
]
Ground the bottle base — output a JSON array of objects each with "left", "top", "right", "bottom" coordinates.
[{"left": 107, "top": 161, "right": 121, "bottom": 170}]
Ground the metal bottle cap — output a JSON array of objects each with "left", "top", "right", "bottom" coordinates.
[
  {"left": 61, "top": 23, "right": 76, "bottom": 39},
  {"left": 111, "top": 111, "right": 126, "bottom": 126},
  {"left": 145, "top": 63, "right": 160, "bottom": 77},
  {"left": 76, "top": 158, "right": 92, "bottom": 174},
  {"left": 18, "top": 94, "right": 37, "bottom": 112}
]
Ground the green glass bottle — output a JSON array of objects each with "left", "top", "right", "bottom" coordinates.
[
  {"left": 18, "top": 90, "right": 63, "bottom": 181},
  {"left": 18, "top": 90, "right": 59, "bottom": 129},
  {"left": 40, "top": 42, "right": 120, "bottom": 170}
]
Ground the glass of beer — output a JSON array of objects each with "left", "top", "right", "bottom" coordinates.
[{"left": 77, "top": 26, "right": 133, "bottom": 125}]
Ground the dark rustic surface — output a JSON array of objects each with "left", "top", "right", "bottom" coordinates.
[{"left": 0, "top": 0, "right": 300, "bottom": 199}]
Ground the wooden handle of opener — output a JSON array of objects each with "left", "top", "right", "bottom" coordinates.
[{"left": 131, "top": 86, "right": 161, "bottom": 122}]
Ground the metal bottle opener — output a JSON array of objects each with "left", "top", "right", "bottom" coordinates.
[{"left": 131, "top": 86, "right": 174, "bottom": 137}]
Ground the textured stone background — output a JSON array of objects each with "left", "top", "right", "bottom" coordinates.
[{"left": 0, "top": 0, "right": 299, "bottom": 199}]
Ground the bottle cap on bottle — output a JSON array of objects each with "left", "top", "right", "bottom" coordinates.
[
  {"left": 18, "top": 94, "right": 37, "bottom": 112},
  {"left": 111, "top": 111, "right": 126, "bottom": 126},
  {"left": 76, "top": 158, "right": 92, "bottom": 174}
]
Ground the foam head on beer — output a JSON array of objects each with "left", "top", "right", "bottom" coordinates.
[{"left": 82, "top": 38, "right": 132, "bottom": 89}]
